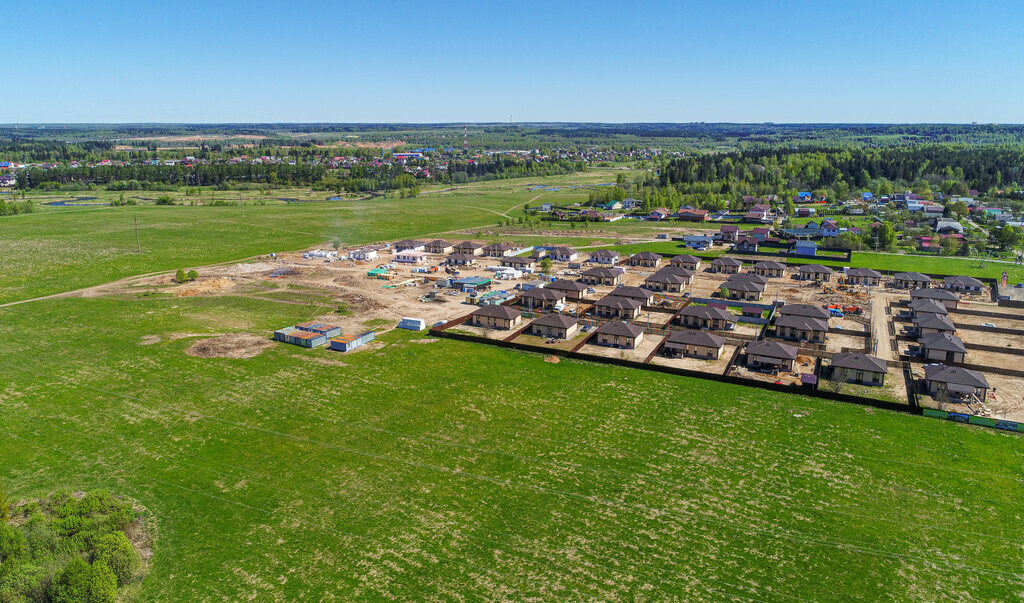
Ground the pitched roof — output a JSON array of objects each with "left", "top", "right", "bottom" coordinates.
[
  {"left": 910, "top": 288, "right": 959, "bottom": 302},
  {"left": 924, "top": 365, "right": 989, "bottom": 388},
  {"left": 945, "top": 275, "right": 985, "bottom": 288},
  {"left": 746, "top": 339, "right": 798, "bottom": 360},
  {"left": 895, "top": 271, "right": 932, "bottom": 282},
  {"left": 908, "top": 299, "right": 949, "bottom": 315},
  {"left": 456, "top": 240, "right": 484, "bottom": 249},
  {"left": 629, "top": 252, "right": 661, "bottom": 261},
  {"left": 847, "top": 268, "right": 881, "bottom": 278},
  {"left": 670, "top": 254, "right": 701, "bottom": 264},
  {"left": 393, "top": 239, "right": 424, "bottom": 247},
  {"left": 426, "top": 239, "right": 451, "bottom": 246},
  {"left": 726, "top": 272, "right": 768, "bottom": 284},
  {"left": 581, "top": 267, "right": 620, "bottom": 278},
  {"left": 775, "top": 314, "right": 829, "bottom": 331},
  {"left": 531, "top": 313, "right": 578, "bottom": 329},
  {"left": 830, "top": 352, "right": 888, "bottom": 373},
  {"left": 484, "top": 243, "right": 515, "bottom": 251},
  {"left": 755, "top": 260, "right": 787, "bottom": 270},
  {"left": 664, "top": 330, "right": 725, "bottom": 348},
  {"left": 588, "top": 249, "right": 619, "bottom": 259},
  {"left": 502, "top": 256, "right": 534, "bottom": 265},
  {"left": 777, "top": 303, "right": 831, "bottom": 320},
  {"left": 594, "top": 296, "right": 643, "bottom": 310},
  {"left": 919, "top": 332, "right": 966, "bottom": 353},
  {"left": 607, "top": 286, "right": 654, "bottom": 301},
  {"left": 547, "top": 279, "right": 588, "bottom": 292},
  {"left": 521, "top": 287, "right": 566, "bottom": 301},
  {"left": 679, "top": 305, "right": 733, "bottom": 321},
  {"left": 646, "top": 272, "right": 688, "bottom": 284},
  {"left": 471, "top": 305, "right": 522, "bottom": 320},
  {"left": 799, "top": 264, "right": 833, "bottom": 274},
  {"left": 711, "top": 256, "right": 743, "bottom": 267},
  {"left": 655, "top": 266, "right": 695, "bottom": 278},
  {"left": 446, "top": 253, "right": 478, "bottom": 262},
  {"left": 722, "top": 279, "right": 765, "bottom": 292},
  {"left": 551, "top": 246, "right": 577, "bottom": 255},
  {"left": 913, "top": 314, "right": 956, "bottom": 331},
  {"left": 594, "top": 321, "right": 645, "bottom": 338}
]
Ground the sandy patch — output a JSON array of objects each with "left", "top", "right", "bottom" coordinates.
[
  {"left": 139, "top": 335, "right": 161, "bottom": 345},
  {"left": 410, "top": 338, "right": 439, "bottom": 344},
  {"left": 174, "top": 278, "right": 236, "bottom": 297},
  {"left": 185, "top": 333, "right": 274, "bottom": 359},
  {"left": 302, "top": 356, "right": 349, "bottom": 368},
  {"left": 545, "top": 355, "right": 561, "bottom": 364}
]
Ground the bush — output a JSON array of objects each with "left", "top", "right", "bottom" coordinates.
[
  {"left": 47, "top": 557, "right": 91, "bottom": 602},
  {"left": 0, "top": 482, "right": 8, "bottom": 520},
  {"left": 0, "top": 523, "right": 26, "bottom": 562},
  {"left": 93, "top": 532, "right": 140, "bottom": 586},
  {"left": 154, "top": 195, "right": 175, "bottom": 205},
  {"left": 175, "top": 269, "right": 187, "bottom": 283}
]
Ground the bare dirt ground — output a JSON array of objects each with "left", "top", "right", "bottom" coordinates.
[
  {"left": 647, "top": 342, "right": 737, "bottom": 374},
  {"left": 730, "top": 364, "right": 805, "bottom": 386},
  {"left": 819, "top": 370, "right": 908, "bottom": 405},
  {"left": 513, "top": 330, "right": 589, "bottom": 351},
  {"left": 185, "top": 334, "right": 275, "bottom": 359},
  {"left": 826, "top": 332, "right": 872, "bottom": 354}
]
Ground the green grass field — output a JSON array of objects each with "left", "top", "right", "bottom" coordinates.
[
  {"left": 1, "top": 295, "right": 1022, "bottom": 599},
  {"left": 3, "top": 169, "right": 1024, "bottom": 599}
]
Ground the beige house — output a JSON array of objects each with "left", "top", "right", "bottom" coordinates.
[
  {"left": 846, "top": 268, "right": 882, "bottom": 286},
  {"left": 773, "top": 314, "right": 828, "bottom": 343},
  {"left": 798, "top": 264, "right": 834, "bottom": 282},
  {"left": 470, "top": 305, "right": 523, "bottom": 330},
  {"left": 910, "top": 287, "right": 959, "bottom": 310},
  {"left": 830, "top": 353, "right": 887, "bottom": 386},
  {"left": 670, "top": 255, "right": 702, "bottom": 271},
  {"left": 753, "top": 261, "right": 786, "bottom": 278},
  {"left": 482, "top": 243, "right": 516, "bottom": 257},
  {"left": 593, "top": 296, "right": 643, "bottom": 320},
  {"left": 579, "top": 267, "right": 622, "bottom": 287},
  {"left": 628, "top": 252, "right": 662, "bottom": 268},
  {"left": 607, "top": 286, "right": 654, "bottom": 306},
  {"left": 520, "top": 287, "right": 567, "bottom": 312},
  {"left": 529, "top": 313, "right": 579, "bottom": 339},
  {"left": 454, "top": 241, "right": 484, "bottom": 255},
  {"left": 660, "top": 330, "right": 725, "bottom": 360},
  {"left": 893, "top": 272, "right": 932, "bottom": 289},
  {"left": 745, "top": 340, "right": 798, "bottom": 373},
  {"left": 924, "top": 365, "right": 989, "bottom": 402},
  {"left": 645, "top": 271, "right": 689, "bottom": 293},
  {"left": 424, "top": 239, "right": 454, "bottom": 254},
  {"left": 547, "top": 279, "right": 588, "bottom": 301},
  {"left": 500, "top": 256, "right": 535, "bottom": 270},
  {"left": 709, "top": 257, "right": 743, "bottom": 274},
  {"left": 720, "top": 278, "right": 764, "bottom": 301},
  {"left": 676, "top": 305, "right": 735, "bottom": 331},
  {"left": 919, "top": 332, "right": 967, "bottom": 364},
  {"left": 592, "top": 321, "right": 645, "bottom": 349}
]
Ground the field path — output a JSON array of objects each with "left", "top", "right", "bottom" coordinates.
[{"left": 869, "top": 290, "right": 893, "bottom": 360}]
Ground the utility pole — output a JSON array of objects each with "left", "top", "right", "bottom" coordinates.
[{"left": 134, "top": 217, "right": 141, "bottom": 253}]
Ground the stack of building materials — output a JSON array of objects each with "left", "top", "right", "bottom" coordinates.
[{"left": 399, "top": 317, "right": 427, "bottom": 331}]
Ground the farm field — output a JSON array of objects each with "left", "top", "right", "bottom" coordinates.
[
  {"left": 0, "top": 170, "right": 635, "bottom": 305},
  {"left": 1, "top": 294, "right": 1024, "bottom": 599}
]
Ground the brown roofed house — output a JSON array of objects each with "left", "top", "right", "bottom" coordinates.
[
  {"left": 529, "top": 313, "right": 579, "bottom": 340},
  {"left": 660, "top": 330, "right": 726, "bottom": 360},
  {"left": 469, "top": 305, "right": 523, "bottom": 330},
  {"left": 745, "top": 340, "right": 799, "bottom": 373},
  {"left": 592, "top": 321, "right": 645, "bottom": 349},
  {"left": 830, "top": 352, "right": 888, "bottom": 386},
  {"left": 592, "top": 295, "right": 643, "bottom": 319}
]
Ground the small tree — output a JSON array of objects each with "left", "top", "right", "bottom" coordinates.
[
  {"left": 331, "top": 239, "right": 341, "bottom": 251},
  {"left": 186, "top": 270, "right": 198, "bottom": 281},
  {"left": 174, "top": 269, "right": 187, "bottom": 283},
  {"left": 93, "top": 532, "right": 141, "bottom": 586},
  {"left": 540, "top": 258, "right": 553, "bottom": 274}
]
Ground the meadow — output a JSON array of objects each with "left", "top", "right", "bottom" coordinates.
[
  {"left": 1, "top": 294, "right": 1023, "bottom": 600},
  {"left": 0, "top": 169, "right": 634, "bottom": 304},
  {"left": 3, "top": 168, "right": 1024, "bottom": 599}
]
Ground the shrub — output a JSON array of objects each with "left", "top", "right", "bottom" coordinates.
[
  {"left": 0, "top": 482, "right": 8, "bottom": 520},
  {"left": 48, "top": 557, "right": 91, "bottom": 602},
  {"left": 0, "top": 523, "right": 26, "bottom": 562},
  {"left": 93, "top": 532, "right": 140, "bottom": 586},
  {"left": 175, "top": 269, "right": 187, "bottom": 283}
]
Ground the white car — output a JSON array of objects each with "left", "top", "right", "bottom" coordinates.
[{"left": 982, "top": 322, "right": 997, "bottom": 328}]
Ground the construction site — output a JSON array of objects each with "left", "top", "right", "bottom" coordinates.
[{"left": 120, "top": 239, "right": 1024, "bottom": 429}]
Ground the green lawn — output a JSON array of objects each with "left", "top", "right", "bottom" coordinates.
[{"left": 1, "top": 294, "right": 1023, "bottom": 599}]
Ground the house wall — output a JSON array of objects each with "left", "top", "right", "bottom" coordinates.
[
  {"left": 646, "top": 281, "right": 684, "bottom": 293},
  {"left": 473, "top": 315, "right": 520, "bottom": 330},
  {"left": 924, "top": 348, "right": 965, "bottom": 363},
  {"left": 777, "top": 326, "right": 825, "bottom": 342},
  {"left": 532, "top": 323, "right": 577, "bottom": 339},
  {"left": 596, "top": 332, "right": 643, "bottom": 348},
  {"left": 747, "top": 354, "right": 794, "bottom": 372}
]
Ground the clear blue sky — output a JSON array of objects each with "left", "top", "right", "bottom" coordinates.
[{"left": 7, "top": 0, "right": 1024, "bottom": 124}]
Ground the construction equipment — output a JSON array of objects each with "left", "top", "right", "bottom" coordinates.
[
  {"left": 822, "top": 285, "right": 836, "bottom": 294},
  {"left": 843, "top": 305, "right": 864, "bottom": 315}
]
